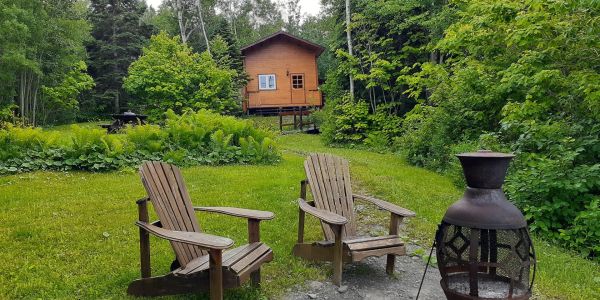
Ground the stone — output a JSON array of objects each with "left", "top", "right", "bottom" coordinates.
[
  {"left": 308, "top": 280, "right": 323, "bottom": 290},
  {"left": 307, "top": 293, "right": 318, "bottom": 299},
  {"left": 337, "top": 285, "right": 348, "bottom": 293}
]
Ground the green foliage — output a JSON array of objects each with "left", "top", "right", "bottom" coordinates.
[
  {"left": 124, "top": 32, "right": 239, "bottom": 119},
  {"left": 86, "top": 0, "right": 153, "bottom": 115},
  {"left": 395, "top": 104, "right": 451, "bottom": 171},
  {"left": 322, "top": 0, "right": 599, "bottom": 257},
  {"left": 0, "top": 110, "right": 279, "bottom": 174},
  {"left": 41, "top": 61, "right": 95, "bottom": 123},
  {"left": 0, "top": 0, "right": 92, "bottom": 125},
  {"left": 320, "top": 94, "right": 370, "bottom": 145},
  {"left": 397, "top": 0, "right": 600, "bottom": 257}
]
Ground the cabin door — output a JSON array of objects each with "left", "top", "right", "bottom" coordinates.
[{"left": 290, "top": 73, "right": 306, "bottom": 104}]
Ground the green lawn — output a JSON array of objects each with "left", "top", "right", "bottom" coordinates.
[{"left": 0, "top": 133, "right": 598, "bottom": 299}]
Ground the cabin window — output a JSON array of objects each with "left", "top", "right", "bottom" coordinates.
[
  {"left": 292, "top": 74, "right": 304, "bottom": 89},
  {"left": 258, "top": 74, "right": 276, "bottom": 90}
]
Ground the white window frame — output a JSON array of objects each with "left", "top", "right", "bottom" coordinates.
[{"left": 258, "top": 74, "right": 276, "bottom": 90}]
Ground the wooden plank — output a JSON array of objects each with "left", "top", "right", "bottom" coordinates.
[
  {"left": 346, "top": 236, "right": 404, "bottom": 252},
  {"left": 171, "top": 164, "right": 208, "bottom": 259},
  {"left": 344, "top": 235, "right": 398, "bottom": 245},
  {"left": 313, "top": 154, "right": 336, "bottom": 240},
  {"left": 248, "top": 217, "right": 262, "bottom": 285},
  {"left": 161, "top": 163, "right": 204, "bottom": 259},
  {"left": 353, "top": 194, "right": 416, "bottom": 217},
  {"left": 298, "top": 198, "right": 347, "bottom": 225},
  {"left": 135, "top": 221, "right": 233, "bottom": 249},
  {"left": 141, "top": 163, "right": 188, "bottom": 265},
  {"left": 195, "top": 207, "right": 274, "bottom": 220},
  {"left": 332, "top": 225, "right": 343, "bottom": 286},
  {"left": 321, "top": 155, "right": 342, "bottom": 224},
  {"left": 209, "top": 249, "right": 223, "bottom": 300},
  {"left": 305, "top": 157, "right": 334, "bottom": 239},
  {"left": 293, "top": 243, "right": 334, "bottom": 261},
  {"left": 147, "top": 162, "right": 192, "bottom": 263},
  {"left": 150, "top": 162, "right": 196, "bottom": 264},
  {"left": 230, "top": 243, "right": 271, "bottom": 273},
  {"left": 297, "top": 208, "right": 305, "bottom": 243},
  {"left": 237, "top": 250, "right": 273, "bottom": 284},
  {"left": 340, "top": 158, "right": 355, "bottom": 235},
  {"left": 351, "top": 245, "right": 406, "bottom": 262},
  {"left": 223, "top": 243, "right": 262, "bottom": 267},
  {"left": 177, "top": 244, "right": 250, "bottom": 275},
  {"left": 138, "top": 199, "right": 151, "bottom": 278},
  {"left": 317, "top": 154, "right": 337, "bottom": 218},
  {"left": 333, "top": 155, "right": 354, "bottom": 236},
  {"left": 387, "top": 214, "right": 400, "bottom": 274}
]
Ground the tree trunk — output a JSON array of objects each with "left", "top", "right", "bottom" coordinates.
[
  {"left": 32, "top": 75, "right": 39, "bottom": 126},
  {"left": 230, "top": 2, "right": 238, "bottom": 40},
  {"left": 345, "top": 0, "right": 354, "bottom": 99},
  {"left": 114, "top": 90, "right": 120, "bottom": 114},
  {"left": 196, "top": 0, "right": 211, "bottom": 55},
  {"left": 19, "top": 72, "right": 25, "bottom": 124},
  {"left": 175, "top": 0, "right": 188, "bottom": 43},
  {"left": 112, "top": 11, "right": 120, "bottom": 114}
]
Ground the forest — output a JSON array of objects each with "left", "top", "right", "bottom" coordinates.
[{"left": 0, "top": 0, "right": 598, "bottom": 265}]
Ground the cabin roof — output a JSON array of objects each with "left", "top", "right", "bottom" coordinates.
[{"left": 241, "top": 31, "right": 325, "bottom": 56}]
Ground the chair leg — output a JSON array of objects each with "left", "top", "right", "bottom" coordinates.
[
  {"left": 332, "top": 225, "right": 343, "bottom": 286},
  {"left": 250, "top": 269, "right": 261, "bottom": 287},
  {"left": 386, "top": 254, "right": 395, "bottom": 275},
  {"left": 248, "top": 219, "right": 261, "bottom": 287},
  {"left": 387, "top": 213, "right": 401, "bottom": 275},
  {"left": 209, "top": 249, "right": 223, "bottom": 300}
]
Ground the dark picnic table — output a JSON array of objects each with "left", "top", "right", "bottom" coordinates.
[{"left": 100, "top": 112, "right": 148, "bottom": 133}]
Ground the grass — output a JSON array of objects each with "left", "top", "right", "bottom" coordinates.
[
  {"left": 0, "top": 132, "right": 598, "bottom": 299},
  {"left": 45, "top": 120, "right": 110, "bottom": 133}
]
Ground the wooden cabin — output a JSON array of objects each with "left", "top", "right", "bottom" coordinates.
[{"left": 241, "top": 31, "right": 324, "bottom": 114}]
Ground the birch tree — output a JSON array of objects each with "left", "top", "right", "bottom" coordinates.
[{"left": 345, "top": 0, "right": 354, "bottom": 98}]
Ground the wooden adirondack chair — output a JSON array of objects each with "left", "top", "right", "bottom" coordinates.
[
  {"left": 128, "top": 161, "right": 275, "bottom": 299},
  {"left": 293, "top": 153, "right": 416, "bottom": 285}
]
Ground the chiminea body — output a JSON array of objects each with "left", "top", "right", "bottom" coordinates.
[{"left": 436, "top": 151, "right": 536, "bottom": 300}]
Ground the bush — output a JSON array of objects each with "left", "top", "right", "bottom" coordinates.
[
  {"left": 124, "top": 32, "right": 239, "bottom": 119},
  {"left": 0, "top": 110, "right": 279, "bottom": 174},
  {"left": 320, "top": 94, "right": 370, "bottom": 145},
  {"left": 394, "top": 104, "right": 451, "bottom": 171}
]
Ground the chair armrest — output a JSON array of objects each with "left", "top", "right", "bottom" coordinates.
[
  {"left": 194, "top": 207, "right": 274, "bottom": 220},
  {"left": 353, "top": 194, "right": 416, "bottom": 217},
  {"left": 135, "top": 221, "right": 234, "bottom": 250},
  {"left": 298, "top": 198, "right": 347, "bottom": 225}
]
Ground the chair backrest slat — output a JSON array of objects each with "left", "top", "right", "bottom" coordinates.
[
  {"left": 304, "top": 154, "right": 356, "bottom": 240},
  {"left": 140, "top": 161, "right": 208, "bottom": 267}
]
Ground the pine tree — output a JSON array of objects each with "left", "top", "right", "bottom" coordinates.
[{"left": 87, "top": 0, "right": 153, "bottom": 114}]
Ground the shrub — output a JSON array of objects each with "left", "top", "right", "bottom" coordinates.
[
  {"left": 395, "top": 104, "right": 451, "bottom": 171},
  {"left": 320, "top": 94, "right": 370, "bottom": 145},
  {"left": 0, "top": 110, "right": 279, "bottom": 174},
  {"left": 124, "top": 32, "right": 239, "bottom": 119}
]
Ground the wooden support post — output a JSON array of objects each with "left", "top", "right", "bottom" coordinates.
[
  {"left": 137, "top": 198, "right": 151, "bottom": 278},
  {"left": 299, "top": 106, "right": 303, "bottom": 130},
  {"left": 248, "top": 219, "right": 261, "bottom": 287},
  {"left": 300, "top": 179, "right": 307, "bottom": 199},
  {"left": 279, "top": 113, "right": 283, "bottom": 131},
  {"left": 297, "top": 208, "right": 305, "bottom": 244},
  {"left": 332, "top": 225, "right": 343, "bottom": 286},
  {"left": 209, "top": 249, "right": 223, "bottom": 300},
  {"left": 386, "top": 214, "right": 401, "bottom": 275},
  {"left": 293, "top": 111, "right": 297, "bottom": 130}
]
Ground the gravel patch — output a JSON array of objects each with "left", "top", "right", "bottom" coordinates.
[{"left": 281, "top": 244, "right": 443, "bottom": 300}]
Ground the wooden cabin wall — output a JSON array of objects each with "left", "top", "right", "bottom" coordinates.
[{"left": 244, "top": 39, "right": 322, "bottom": 109}]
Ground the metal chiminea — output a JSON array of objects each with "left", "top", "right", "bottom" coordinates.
[{"left": 436, "top": 150, "right": 536, "bottom": 300}]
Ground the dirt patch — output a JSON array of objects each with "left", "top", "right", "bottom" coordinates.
[{"left": 281, "top": 244, "right": 443, "bottom": 300}]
